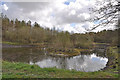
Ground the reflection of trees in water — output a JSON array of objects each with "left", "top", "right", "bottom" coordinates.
[
  {"left": 81, "top": 48, "right": 107, "bottom": 58},
  {"left": 3, "top": 48, "right": 32, "bottom": 63},
  {"left": 67, "top": 55, "right": 85, "bottom": 71},
  {"left": 3, "top": 48, "right": 48, "bottom": 63},
  {"left": 46, "top": 56, "right": 68, "bottom": 69},
  {"left": 3, "top": 47, "right": 108, "bottom": 63},
  {"left": 93, "top": 49, "right": 107, "bottom": 58},
  {"left": 29, "top": 48, "right": 70, "bottom": 69},
  {"left": 77, "top": 55, "right": 84, "bottom": 64},
  {"left": 30, "top": 48, "right": 49, "bottom": 63},
  {"left": 3, "top": 47, "right": 108, "bottom": 71},
  {"left": 57, "top": 57, "right": 67, "bottom": 69},
  {"left": 3, "top": 48, "right": 87, "bottom": 69},
  {"left": 29, "top": 50, "right": 108, "bottom": 72},
  {"left": 47, "top": 55, "right": 85, "bottom": 69}
]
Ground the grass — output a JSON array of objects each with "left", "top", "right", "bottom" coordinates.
[
  {"left": 2, "top": 61, "right": 118, "bottom": 78},
  {"left": 1, "top": 41, "right": 44, "bottom": 47},
  {"left": 1, "top": 41, "right": 30, "bottom": 45},
  {"left": 2, "top": 41, "right": 20, "bottom": 45}
]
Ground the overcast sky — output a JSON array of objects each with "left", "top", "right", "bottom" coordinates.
[{"left": 1, "top": 0, "right": 117, "bottom": 33}]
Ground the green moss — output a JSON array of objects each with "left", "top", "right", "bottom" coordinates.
[{"left": 2, "top": 61, "right": 118, "bottom": 78}]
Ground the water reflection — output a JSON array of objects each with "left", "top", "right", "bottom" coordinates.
[
  {"left": 3, "top": 48, "right": 108, "bottom": 72},
  {"left": 32, "top": 53, "right": 108, "bottom": 72}
]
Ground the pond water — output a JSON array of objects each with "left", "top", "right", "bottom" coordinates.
[{"left": 3, "top": 47, "right": 108, "bottom": 72}]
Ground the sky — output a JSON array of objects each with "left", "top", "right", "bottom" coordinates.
[{"left": 1, "top": 0, "right": 117, "bottom": 33}]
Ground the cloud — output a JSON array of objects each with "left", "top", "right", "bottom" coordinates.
[
  {"left": 2, "top": 4, "right": 8, "bottom": 11},
  {"left": 2, "top": 0, "right": 116, "bottom": 33}
]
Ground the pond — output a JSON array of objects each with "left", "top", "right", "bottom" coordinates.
[{"left": 2, "top": 47, "right": 108, "bottom": 72}]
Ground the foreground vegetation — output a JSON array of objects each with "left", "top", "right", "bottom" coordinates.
[{"left": 2, "top": 61, "right": 118, "bottom": 78}]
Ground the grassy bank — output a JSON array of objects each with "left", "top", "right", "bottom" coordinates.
[
  {"left": 2, "top": 61, "right": 118, "bottom": 78},
  {"left": 2, "top": 41, "right": 30, "bottom": 46},
  {"left": 1, "top": 41, "right": 20, "bottom": 45},
  {"left": 2, "top": 41, "right": 45, "bottom": 48},
  {"left": 104, "top": 46, "right": 118, "bottom": 73}
]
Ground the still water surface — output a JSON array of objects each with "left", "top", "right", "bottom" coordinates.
[{"left": 3, "top": 47, "right": 108, "bottom": 72}]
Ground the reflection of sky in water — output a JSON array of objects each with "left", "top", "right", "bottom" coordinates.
[
  {"left": 35, "top": 59, "right": 58, "bottom": 68},
  {"left": 91, "top": 54, "right": 108, "bottom": 63},
  {"left": 31, "top": 53, "right": 108, "bottom": 72}
]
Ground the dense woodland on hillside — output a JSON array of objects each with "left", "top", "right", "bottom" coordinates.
[{"left": 2, "top": 14, "right": 118, "bottom": 50}]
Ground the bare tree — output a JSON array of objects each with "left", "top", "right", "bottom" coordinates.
[{"left": 89, "top": 0, "right": 119, "bottom": 30}]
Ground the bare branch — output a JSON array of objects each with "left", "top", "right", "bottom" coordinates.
[{"left": 88, "top": 0, "right": 119, "bottom": 31}]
